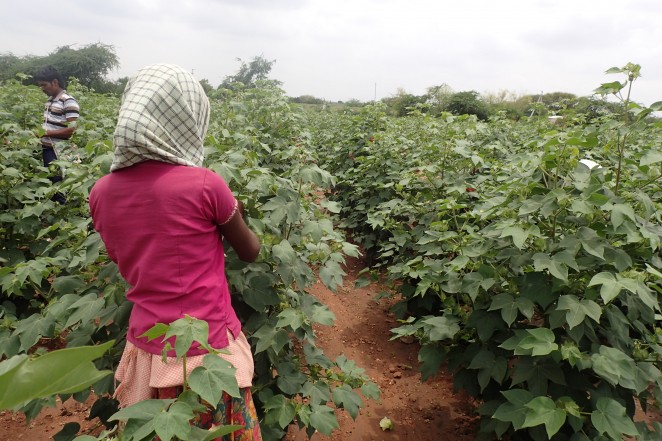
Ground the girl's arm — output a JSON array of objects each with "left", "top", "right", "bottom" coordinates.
[{"left": 219, "top": 200, "right": 261, "bottom": 262}]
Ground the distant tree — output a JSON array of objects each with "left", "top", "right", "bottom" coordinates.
[
  {"left": 0, "top": 53, "right": 24, "bottom": 80},
  {"left": 482, "top": 89, "right": 521, "bottom": 105},
  {"left": 0, "top": 43, "right": 119, "bottom": 92},
  {"left": 290, "top": 95, "right": 325, "bottom": 104},
  {"left": 199, "top": 78, "right": 214, "bottom": 96},
  {"left": 554, "top": 95, "right": 622, "bottom": 123},
  {"left": 445, "top": 91, "right": 490, "bottom": 120},
  {"left": 424, "top": 83, "right": 454, "bottom": 115},
  {"left": 537, "top": 92, "right": 577, "bottom": 114},
  {"left": 381, "top": 88, "right": 426, "bottom": 116},
  {"left": 344, "top": 98, "right": 364, "bottom": 107},
  {"left": 489, "top": 100, "right": 527, "bottom": 120},
  {"left": 219, "top": 55, "right": 280, "bottom": 90},
  {"left": 112, "top": 77, "right": 130, "bottom": 95},
  {"left": 43, "top": 44, "right": 119, "bottom": 89},
  {"left": 540, "top": 92, "right": 576, "bottom": 105}
]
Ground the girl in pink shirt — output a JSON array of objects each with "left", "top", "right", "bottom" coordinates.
[{"left": 89, "top": 64, "right": 262, "bottom": 440}]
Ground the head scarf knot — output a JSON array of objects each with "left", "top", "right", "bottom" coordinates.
[{"left": 110, "top": 63, "right": 210, "bottom": 171}]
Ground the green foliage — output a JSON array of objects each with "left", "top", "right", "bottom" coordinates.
[
  {"left": 4, "top": 59, "right": 662, "bottom": 440},
  {"left": 313, "top": 64, "right": 662, "bottom": 440},
  {"left": 289, "top": 95, "right": 326, "bottom": 105},
  {"left": 0, "top": 43, "right": 121, "bottom": 93},
  {"left": 0, "top": 76, "right": 376, "bottom": 440},
  {"left": 445, "top": 90, "right": 490, "bottom": 120},
  {"left": 0, "top": 341, "right": 113, "bottom": 410},
  {"left": 381, "top": 90, "right": 427, "bottom": 117},
  {"left": 219, "top": 55, "right": 280, "bottom": 92},
  {"left": 106, "top": 318, "right": 241, "bottom": 441}
]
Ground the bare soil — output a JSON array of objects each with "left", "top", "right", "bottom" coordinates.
[
  {"left": 0, "top": 258, "right": 478, "bottom": 441},
  {"left": 283, "top": 257, "right": 479, "bottom": 441}
]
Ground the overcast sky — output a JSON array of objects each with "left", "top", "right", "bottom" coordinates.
[{"left": 3, "top": 0, "right": 662, "bottom": 105}]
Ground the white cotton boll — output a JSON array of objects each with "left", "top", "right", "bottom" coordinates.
[{"left": 579, "top": 159, "right": 602, "bottom": 170}]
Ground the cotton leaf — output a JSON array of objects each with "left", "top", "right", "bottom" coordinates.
[
  {"left": 188, "top": 354, "right": 239, "bottom": 406},
  {"left": 521, "top": 396, "right": 566, "bottom": 438}
]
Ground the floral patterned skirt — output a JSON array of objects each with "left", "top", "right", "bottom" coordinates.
[{"left": 155, "top": 386, "right": 262, "bottom": 441}]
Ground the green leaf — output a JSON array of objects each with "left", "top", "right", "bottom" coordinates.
[
  {"left": 309, "top": 303, "right": 335, "bottom": 326},
  {"left": 153, "top": 401, "right": 194, "bottom": 441},
  {"left": 141, "top": 323, "right": 170, "bottom": 342},
  {"left": 520, "top": 272, "right": 554, "bottom": 309},
  {"left": 500, "top": 225, "right": 529, "bottom": 249},
  {"left": 500, "top": 328, "right": 558, "bottom": 356},
  {"left": 521, "top": 396, "right": 566, "bottom": 438},
  {"left": 53, "top": 422, "right": 80, "bottom": 441},
  {"left": 276, "top": 308, "right": 305, "bottom": 331},
  {"left": 193, "top": 424, "right": 243, "bottom": 441},
  {"left": 557, "top": 295, "right": 602, "bottom": 329},
  {"left": 302, "top": 219, "right": 334, "bottom": 242},
  {"left": 303, "top": 344, "right": 333, "bottom": 368},
  {"left": 591, "top": 346, "right": 641, "bottom": 391},
  {"left": 276, "top": 361, "right": 307, "bottom": 395},
  {"left": 272, "top": 239, "right": 297, "bottom": 264},
  {"left": 516, "top": 297, "right": 535, "bottom": 321},
  {"left": 320, "top": 199, "right": 341, "bottom": 214},
  {"left": 611, "top": 203, "right": 636, "bottom": 228},
  {"left": 422, "top": 315, "right": 460, "bottom": 341},
  {"left": 309, "top": 404, "right": 339, "bottom": 435},
  {"left": 489, "top": 293, "right": 518, "bottom": 327},
  {"left": 533, "top": 253, "right": 568, "bottom": 282},
  {"left": 493, "top": 389, "right": 534, "bottom": 428},
  {"left": 594, "top": 80, "right": 626, "bottom": 95},
  {"left": 252, "top": 323, "right": 289, "bottom": 354},
  {"left": 52, "top": 275, "right": 86, "bottom": 295},
  {"left": 13, "top": 314, "right": 55, "bottom": 351},
  {"left": 2, "top": 167, "right": 22, "bottom": 178},
  {"left": 605, "top": 248, "right": 633, "bottom": 272},
  {"left": 468, "top": 349, "right": 501, "bottom": 391},
  {"left": 0, "top": 341, "right": 114, "bottom": 409},
  {"left": 64, "top": 293, "right": 105, "bottom": 329},
  {"left": 319, "top": 260, "right": 346, "bottom": 291},
  {"left": 519, "top": 198, "right": 543, "bottom": 215},
  {"left": 302, "top": 381, "right": 331, "bottom": 406},
  {"left": 588, "top": 272, "right": 621, "bottom": 304},
  {"left": 360, "top": 381, "right": 380, "bottom": 400},
  {"left": 591, "top": 397, "right": 639, "bottom": 438},
  {"left": 520, "top": 329, "right": 558, "bottom": 356},
  {"left": 263, "top": 393, "right": 296, "bottom": 429},
  {"left": 640, "top": 150, "right": 662, "bottom": 166},
  {"left": 241, "top": 274, "right": 279, "bottom": 311},
  {"left": 332, "top": 385, "right": 363, "bottom": 419},
  {"left": 580, "top": 235, "right": 606, "bottom": 259},
  {"left": 418, "top": 345, "right": 445, "bottom": 381},
  {"left": 189, "top": 355, "right": 239, "bottom": 406},
  {"left": 164, "top": 316, "right": 211, "bottom": 358}
]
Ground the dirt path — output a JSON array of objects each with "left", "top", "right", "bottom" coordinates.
[
  {"left": 0, "top": 259, "right": 478, "bottom": 441},
  {"left": 284, "top": 258, "right": 477, "bottom": 441}
]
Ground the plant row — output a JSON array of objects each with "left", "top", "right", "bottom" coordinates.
[{"left": 311, "top": 65, "right": 662, "bottom": 440}]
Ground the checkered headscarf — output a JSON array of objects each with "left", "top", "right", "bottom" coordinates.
[{"left": 110, "top": 64, "right": 210, "bottom": 172}]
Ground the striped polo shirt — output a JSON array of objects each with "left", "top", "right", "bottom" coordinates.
[{"left": 41, "top": 90, "right": 80, "bottom": 147}]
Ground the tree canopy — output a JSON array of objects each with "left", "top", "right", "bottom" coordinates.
[
  {"left": 219, "top": 55, "right": 279, "bottom": 90},
  {"left": 0, "top": 43, "right": 120, "bottom": 92}
]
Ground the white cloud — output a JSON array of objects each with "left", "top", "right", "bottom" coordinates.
[{"left": 2, "top": 0, "right": 661, "bottom": 105}]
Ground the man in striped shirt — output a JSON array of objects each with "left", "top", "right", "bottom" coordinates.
[{"left": 35, "top": 65, "right": 79, "bottom": 203}]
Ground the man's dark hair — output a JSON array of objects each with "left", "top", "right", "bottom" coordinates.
[{"left": 34, "top": 65, "right": 66, "bottom": 88}]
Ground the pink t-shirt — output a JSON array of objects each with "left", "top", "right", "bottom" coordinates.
[{"left": 89, "top": 161, "right": 241, "bottom": 356}]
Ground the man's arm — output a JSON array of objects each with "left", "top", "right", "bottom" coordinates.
[{"left": 45, "top": 117, "right": 77, "bottom": 140}]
